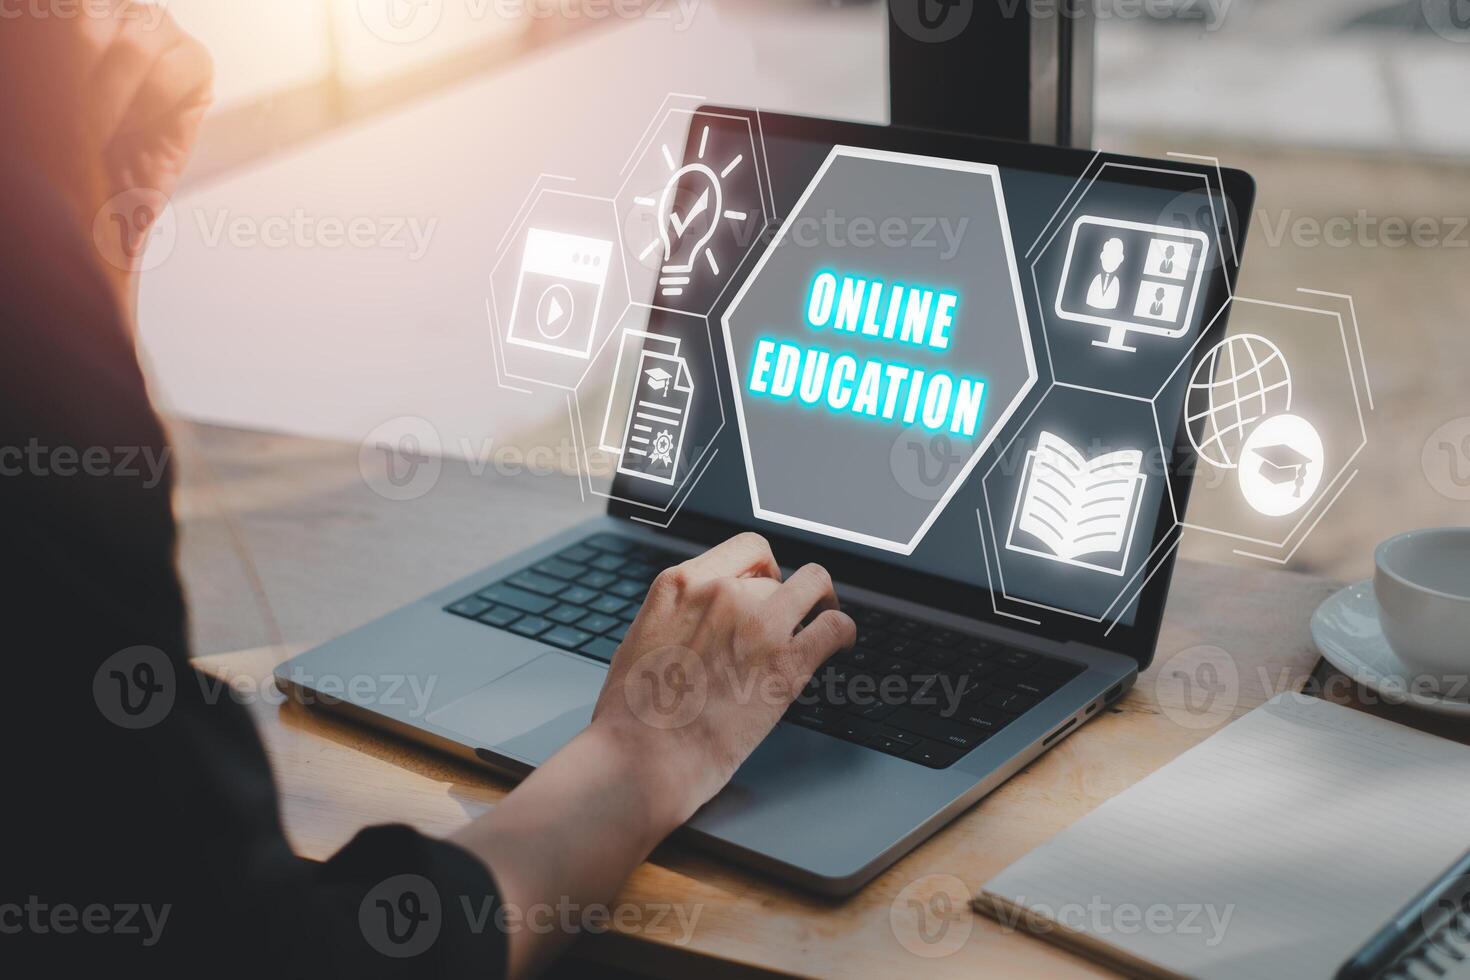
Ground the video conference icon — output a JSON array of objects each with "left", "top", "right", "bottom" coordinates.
[{"left": 1054, "top": 216, "right": 1210, "bottom": 353}]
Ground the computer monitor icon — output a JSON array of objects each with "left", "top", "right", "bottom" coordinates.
[{"left": 1054, "top": 216, "right": 1211, "bottom": 353}]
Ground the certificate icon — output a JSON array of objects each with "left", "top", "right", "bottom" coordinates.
[{"left": 616, "top": 349, "right": 694, "bottom": 486}]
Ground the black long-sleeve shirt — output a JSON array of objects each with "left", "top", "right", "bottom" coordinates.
[{"left": 0, "top": 156, "right": 507, "bottom": 977}]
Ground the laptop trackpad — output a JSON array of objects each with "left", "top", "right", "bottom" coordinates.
[{"left": 427, "top": 653, "right": 604, "bottom": 764}]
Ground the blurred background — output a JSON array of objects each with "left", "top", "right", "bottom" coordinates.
[{"left": 149, "top": 0, "right": 1469, "bottom": 585}]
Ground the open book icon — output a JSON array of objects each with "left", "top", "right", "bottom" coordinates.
[{"left": 1004, "top": 430, "right": 1147, "bottom": 577}]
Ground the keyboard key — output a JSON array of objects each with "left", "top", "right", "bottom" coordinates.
[
  {"left": 579, "top": 637, "right": 621, "bottom": 663},
  {"left": 477, "top": 584, "right": 556, "bottom": 616},
  {"left": 1035, "top": 658, "right": 1084, "bottom": 680},
  {"left": 557, "top": 585, "right": 600, "bottom": 606},
  {"left": 865, "top": 733, "right": 910, "bottom": 756},
  {"left": 589, "top": 554, "right": 627, "bottom": 573},
  {"left": 608, "top": 578, "right": 646, "bottom": 600},
  {"left": 847, "top": 606, "right": 889, "bottom": 629},
  {"left": 577, "top": 570, "right": 618, "bottom": 590},
  {"left": 788, "top": 705, "right": 837, "bottom": 732},
  {"left": 983, "top": 691, "right": 1034, "bottom": 715},
  {"left": 619, "top": 560, "right": 658, "bottom": 582},
  {"left": 924, "top": 629, "right": 961, "bottom": 647},
  {"left": 534, "top": 558, "right": 586, "bottom": 580},
  {"left": 605, "top": 621, "right": 630, "bottom": 642},
  {"left": 616, "top": 603, "right": 641, "bottom": 622},
  {"left": 587, "top": 534, "right": 634, "bottom": 553},
  {"left": 956, "top": 707, "right": 1007, "bottom": 733},
  {"left": 547, "top": 604, "right": 588, "bottom": 625},
  {"left": 997, "top": 649, "right": 1039, "bottom": 669},
  {"left": 914, "top": 644, "right": 959, "bottom": 668},
  {"left": 574, "top": 612, "right": 619, "bottom": 635},
  {"left": 507, "top": 571, "right": 567, "bottom": 597},
  {"left": 873, "top": 726, "right": 919, "bottom": 747},
  {"left": 906, "top": 740, "right": 966, "bottom": 769},
  {"left": 588, "top": 595, "right": 630, "bottom": 616},
  {"left": 510, "top": 616, "right": 553, "bottom": 638},
  {"left": 447, "top": 597, "right": 490, "bottom": 619},
  {"left": 855, "top": 702, "right": 898, "bottom": 722},
  {"left": 841, "top": 647, "right": 882, "bottom": 670},
  {"left": 542, "top": 625, "right": 594, "bottom": 650},
  {"left": 476, "top": 605, "right": 522, "bottom": 628},
  {"left": 891, "top": 619, "right": 925, "bottom": 638},
  {"left": 992, "top": 669, "right": 1061, "bottom": 698},
  {"left": 558, "top": 545, "right": 597, "bottom": 564},
  {"left": 831, "top": 716, "right": 878, "bottom": 744}
]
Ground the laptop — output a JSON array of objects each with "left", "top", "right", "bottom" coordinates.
[{"left": 277, "top": 108, "right": 1254, "bottom": 895}]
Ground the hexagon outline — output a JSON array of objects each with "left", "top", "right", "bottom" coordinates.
[
  {"left": 568, "top": 305, "right": 725, "bottom": 520},
  {"left": 1026, "top": 161, "right": 1237, "bottom": 397},
  {"left": 614, "top": 106, "right": 771, "bottom": 320},
  {"left": 976, "top": 384, "right": 1178, "bottom": 625},
  {"left": 1161, "top": 292, "right": 1369, "bottom": 553},
  {"left": 487, "top": 186, "right": 625, "bottom": 394},
  {"left": 721, "top": 145, "right": 1038, "bottom": 555}
]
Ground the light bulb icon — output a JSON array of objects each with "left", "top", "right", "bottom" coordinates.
[
  {"left": 655, "top": 164, "right": 722, "bottom": 299},
  {"left": 629, "top": 121, "right": 752, "bottom": 304}
]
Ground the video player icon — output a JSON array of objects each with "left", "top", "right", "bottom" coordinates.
[
  {"left": 535, "top": 284, "right": 575, "bottom": 340},
  {"left": 507, "top": 228, "right": 612, "bottom": 359}
]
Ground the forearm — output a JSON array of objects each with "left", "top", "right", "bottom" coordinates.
[{"left": 450, "top": 726, "right": 680, "bottom": 979}]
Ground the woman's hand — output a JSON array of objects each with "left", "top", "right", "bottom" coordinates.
[
  {"left": 590, "top": 532, "right": 857, "bottom": 835},
  {"left": 0, "top": 3, "right": 212, "bottom": 299},
  {"left": 454, "top": 534, "right": 854, "bottom": 978}
]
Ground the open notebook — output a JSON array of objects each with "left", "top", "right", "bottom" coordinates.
[{"left": 976, "top": 695, "right": 1470, "bottom": 980}]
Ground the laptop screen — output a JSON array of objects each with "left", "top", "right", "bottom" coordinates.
[{"left": 604, "top": 108, "right": 1251, "bottom": 659}]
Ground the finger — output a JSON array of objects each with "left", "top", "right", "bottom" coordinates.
[
  {"left": 763, "top": 563, "right": 840, "bottom": 635},
  {"left": 89, "top": 9, "right": 211, "bottom": 156},
  {"left": 788, "top": 609, "right": 858, "bottom": 675},
  {"left": 114, "top": 21, "right": 213, "bottom": 140},
  {"left": 679, "top": 532, "right": 780, "bottom": 584}
]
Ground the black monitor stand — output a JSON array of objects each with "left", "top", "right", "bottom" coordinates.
[{"left": 888, "top": 0, "right": 1094, "bottom": 147}]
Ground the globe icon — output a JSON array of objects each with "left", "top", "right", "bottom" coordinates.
[{"left": 1187, "top": 334, "right": 1293, "bottom": 469}]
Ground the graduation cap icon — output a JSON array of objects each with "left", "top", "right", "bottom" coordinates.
[
  {"left": 643, "top": 366, "right": 673, "bottom": 396},
  {"left": 1252, "top": 443, "right": 1311, "bottom": 497}
]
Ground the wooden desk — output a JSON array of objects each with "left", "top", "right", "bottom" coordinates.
[{"left": 172, "top": 421, "right": 1344, "bottom": 978}]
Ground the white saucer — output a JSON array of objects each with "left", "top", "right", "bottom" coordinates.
[{"left": 1312, "top": 580, "right": 1470, "bottom": 718}]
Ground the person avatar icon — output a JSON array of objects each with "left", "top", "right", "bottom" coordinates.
[
  {"left": 1086, "top": 237, "right": 1125, "bottom": 311},
  {"left": 1160, "top": 244, "right": 1176, "bottom": 275},
  {"left": 1149, "top": 286, "right": 1166, "bottom": 317}
]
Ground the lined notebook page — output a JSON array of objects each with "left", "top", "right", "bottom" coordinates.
[{"left": 981, "top": 695, "right": 1470, "bottom": 980}]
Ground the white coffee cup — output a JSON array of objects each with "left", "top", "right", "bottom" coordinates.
[{"left": 1374, "top": 528, "right": 1470, "bottom": 689}]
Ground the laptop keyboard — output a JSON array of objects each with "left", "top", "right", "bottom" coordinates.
[{"left": 445, "top": 533, "right": 1085, "bottom": 770}]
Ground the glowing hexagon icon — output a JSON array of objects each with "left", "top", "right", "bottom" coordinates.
[{"left": 721, "top": 147, "right": 1037, "bottom": 554}]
